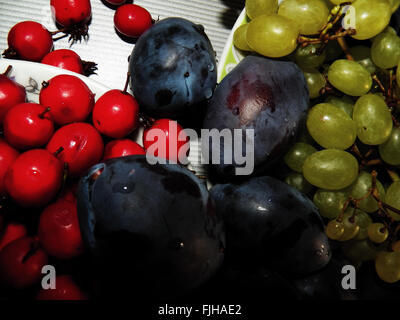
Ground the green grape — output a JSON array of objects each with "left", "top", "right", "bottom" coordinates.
[
  {"left": 347, "top": 0, "right": 392, "bottom": 40},
  {"left": 349, "top": 171, "right": 386, "bottom": 213},
  {"left": 284, "top": 142, "right": 317, "bottom": 172},
  {"left": 284, "top": 172, "right": 313, "bottom": 194},
  {"left": 389, "top": 0, "right": 400, "bottom": 12},
  {"left": 307, "top": 103, "right": 357, "bottom": 149},
  {"left": 353, "top": 94, "right": 393, "bottom": 145},
  {"left": 368, "top": 223, "right": 389, "bottom": 243},
  {"left": 233, "top": 24, "right": 252, "bottom": 51},
  {"left": 327, "top": 59, "right": 372, "bottom": 96},
  {"left": 392, "top": 241, "right": 400, "bottom": 252},
  {"left": 379, "top": 127, "right": 400, "bottom": 165},
  {"left": 326, "top": 220, "right": 345, "bottom": 240},
  {"left": 313, "top": 188, "right": 349, "bottom": 219},
  {"left": 246, "top": 0, "right": 279, "bottom": 20},
  {"left": 325, "top": 40, "right": 343, "bottom": 61},
  {"left": 325, "top": 95, "right": 354, "bottom": 117},
  {"left": 338, "top": 210, "right": 360, "bottom": 241},
  {"left": 278, "top": 0, "right": 329, "bottom": 35},
  {"left": 349, "top": 46, "right": 376, "bottom": 74},
  {"left": 294, "top": 44, "right": 326, "bottom": 68},
  {"left": 246, "top": 14, "right": 299, "bottom": 58},
  {"left": 375, "top": 251, "right": 400, "bottom": 283},
  {"left": 303, "top": 149, "right": 359, "bottom": 190},
  {"left": 302, "top": 68, "right": 326, "bottom": 99},
  {"left": 342, "top": 239, "right": 378, "bottom": 263},
  {"left": 385, "top": 181, "right": 400, "bottom": 221},
  {"left": 354, "top": 209, "right": 373, "bottom": 240},
  {"left": 297, "top": 127, "right": 316, "bottom": 145},
  {"left": 371, "top": 33, "right": 400, "bottom": 69}
]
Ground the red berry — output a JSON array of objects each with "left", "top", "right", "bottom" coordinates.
[
  {"left": 3, "top": 103, "right": 54, "bottom": 150},
  {"left": 0, "top": 71, "right": 26, "bottom": 123},
  {"left": 7, "top": 21, "right": 53, "bottom": 62},
  {"left": 0, "top": 139, "right": 19, "bottom": 195},
  {"left": 39, "top": 74, "right": 95, "bottom": 125},
  {"left": 38, "top": 199, "right": 83, "bottom": 260},
  {"left": 105, "top": 0, "right": 126, "bottom": 5},
  {"left": 103, "top": 139, "right": 145, "bottom": 161},
  {"left": 0, "top": 222, "right": 27, "bottom": 252},
  {"left": 92, "top": 90, "right": 139, "bottom": 139},
  {"left": 143, "top": 119, "right": 189, "bottom": 164},
  {"left": 58, "top": 181, "right": 78, "bottom": 204},
  {"left": 114, "top": 4, "right": 153, "bottom": 38},
  {"left": 36, "top": 275, "right": 88, "bottom": 300},
  {"left": 4, "top": 149, "right": 64, "bottom": 207},
  {"left": 0, "top": 237, "right": 48, "bottom": 289},
  {"left": 41, "top": 49, "right": 84, "bottom": 74},
  {"left": 50, "top": 0, "right": 92, "bottom": 27},
  {"left": 46, "top": 123, "right": 104, "bottom": 178}
]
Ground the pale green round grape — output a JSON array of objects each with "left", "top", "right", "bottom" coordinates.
[
  {"left": 284, "top": 142, "right": 317, "bottom": 172},
  {"left": 313, "top": 188, "right": 349, "bottom": 219},
  {"left": 342, "top": 239, "right": 378, "bottom": 263},
  {"left": 278, "top": 0, "right": 329, "bottom": 35},
  {"left": 385, "top": 181, "right": 400, "bottom": 221},
  {"left": 349, "top": 171, "right": 386, "bottom": 213},
  {"left": 349, "top": 46, "right": 376, "bottom": 74},
  {"left": 246, "top": 0, "right": 279, "bottom": 19},
  {"left": 353, "top": 94, "right": 393, "bottom": 145},
  {"left": 284, "top": 172, "right": 313, "bottom": 194},
  {"left": 371, "top": 33, "right": 400, "bottom": 69},
  {"left": 389, "top": 0, "right": 400, "bottom": 12},
  {"left": 327, "top": 59, "right": 372, "bottom": 96},
  {"left": 354, "top": 209, "right": 373, "bottom": 240},
  {"left": 233, "top": 24, "right": 252, "bottom": 51},
  {"left": 325, "top": 95, "right": 354, "bottom": 117},
  {"left": 348, "top": 0, "right": 391, "bottom": 40},
  {"left": 294, "top": 44, "right": 326, "bottom": 68},
  {"left": 379, "top": 127, "right": 400, "bottom": 165},
  {"left": 307, "top": 103, "right": 357, "bottom": 149},
  {"left": 302, "top": 68, "right": 326, "bottom": 99},
  {"left": 375, "top": 251, "right": 400, "bottom": 283},
  {"left": 303, "top": 149, "right": 359, "bottom": 190},
  {"left": 246, "top": 14, "right": 299, "bottom": 58}
]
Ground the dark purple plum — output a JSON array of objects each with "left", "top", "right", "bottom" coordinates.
[
  {"left": 210, "top": 176, "right": 330, "bottom": 276},
  {"left": 129, "top": 18, "right": 217, "bottom": 120},
  {"left": 203, "top": 55, "right": 309, "bottom": 178},
  {"left": 77, "top": 155, "right": 225, "bottom": 299}
]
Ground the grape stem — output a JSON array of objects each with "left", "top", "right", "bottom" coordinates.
[{"left": 336, "top": 37, "right": 354, "bottom": 61}]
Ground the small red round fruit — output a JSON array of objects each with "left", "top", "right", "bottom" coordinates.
[
  {"left": 6, "top": 21, "right": 53, "bottom": 62},
  {"left": 92, "top": 89, "right": 140, "bottom": 139},
  {"left": 0, "top": 237, "right": 48, "bottom": 289},
  {"left": 36, "top": 275, "right": 88, "bottom": 300},
  {"left": 114, "top": 4, "right": 153, "bottom": 38},
  {"left": 58, "top": 181, "right": 78, "bottom": 204},
  {"left": 41, "top": 49, "right": 84, "bottom": 74},
  {"left": 46, "top": 123, "right": 104, "bottom": 178},
  {"left": 0, "top": 222, "right": 27, "bottom": 251},
  {"left": 4, "top": 149, "right": 64, "bottom": 207},
  {"left": 0, "top": 139, "right": 19, "bottom": 195},
  {"left": 39, "top": 74, "right": 95, "bottom": 125},
  {"left": 104, "top": 0, "right": 126, "bottom": 5},
  {"left": 50, "top": 0, "right": 92, "bottom": 27},
  {"left": 3, "top": 103, "right": 54, "bottom": 150},
  {"left": 38, "top": 199, "right": 83, "bottom": 260},
  {"left": 0, "top": 70, "right": 26, "bottom": 123},
  {"left": 143, "top": 119, "right": 189, "bottom": 164},
  {"left": 103, "top": 139, "right": 145, "bottom": 161}
]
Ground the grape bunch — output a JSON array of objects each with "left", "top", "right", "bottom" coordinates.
[{"left": 233, "top": 0, "right": 400, "bottom": 285}]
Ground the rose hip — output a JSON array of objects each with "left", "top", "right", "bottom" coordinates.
[
  {"left": 0, "top": 138, "right": 19, "bottom": 195},
  {"left": 36, "top": 275, "right": 88, "bottom": 300},
  {"left": 103, "top": 139, "right": 145, "bottom": 161}
]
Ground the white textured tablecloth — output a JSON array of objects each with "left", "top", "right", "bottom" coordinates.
[{"left": 0, "top": 0, "right": 244, "bottom": 89}]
